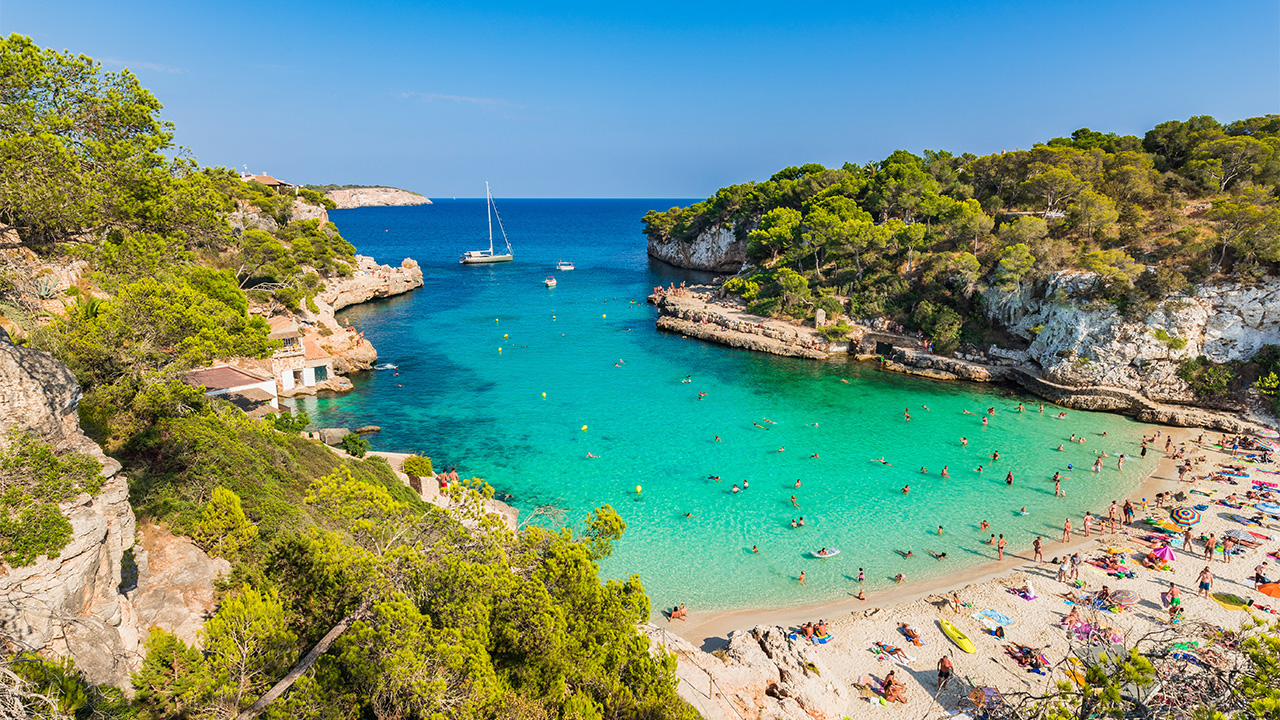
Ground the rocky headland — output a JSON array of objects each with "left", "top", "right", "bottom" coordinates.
[
  {"left": 324, "top": 187, "right": 432, "bottom": 209},
  {"left": 648, "top": 224, "right": 747, "bottom": 273}
]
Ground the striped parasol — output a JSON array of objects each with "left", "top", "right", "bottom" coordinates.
[
  {"left": 1171, "top": 507, "right": 1201, "bottom": 526},
  {"left": 1258, "top": 428, "right": 1280, "bottom": 439},
  {"left": 1109, "top": 589, "right": 1139, "bottom": 605}
]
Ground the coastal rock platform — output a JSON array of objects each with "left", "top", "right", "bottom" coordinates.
[{"left": 650, "top": 291, "right": 830, "bottom": 360}]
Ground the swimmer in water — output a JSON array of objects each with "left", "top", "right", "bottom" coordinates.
[
  {"left": 841, "top": 379, "right": 850, "bottom": 384},
  {"left": 980, "top": 519, "right": 990, "bottom": 531},
  {"left": 899, "top": 550, "right": 914, "bottom": 558},
  {"left": 707, "top": 475, "right": 720, "bottom": 481},
  {"left": 790, "top": 495, "right": 800, "bottom": 508},
  {"left": 811, "top": 453, "right": 820, "bottom": 459},
  {"left": 732, "top": 484, "right": 740, "bottom": 493},
  {"left": 961, "top": 437, "right": 968, "bottom": 447},
  {"left": 921, "top": 467, "right": 928, "bottom": 474},
  {"left": 895, "top": 573, "right": 906, "bottom": 583},
  {"left": 586, "top": 452, "right": 599, "bottom": 458},
  {"left": 697, "top": 392, "right": 706, "bottom": 399},
  {"left": 778, "top": 447, "right": 786, "bottom": 453},
  {"left": 1058, "top": 444, "right": 1065, "bottom": 451},
  {"left": 1019, "top": 507, "right": 1028, "bottom": 515},
  {"left": 742, "top": 480, "right": 749, "bottom": 490},
  {"left": 976, "top": 465, "right": 984, "bottom": 473},
  {"left": 922, "top": 404, "right": 930, "bottom": 411},
  {"left": 876, "top": 457, "right": 893, "bottom": 466},
  {"left": 928, "top": 550, "right": 947, "bottom": 560},
  {"left": 902, "top": 485, "right": 910, "bottom": 494},
  {"left": 715, "top": 435, "right": 721, "bottom": 442},
  {"left": 752, "top": 545, "right": 758, "bottom": 553},
  {"left": 797, "top": 517, "right": 805, "bottom": 526},
  {"left": 794, "top": 479, "right": 801, "bottom": 487},
  {"left": 982, "top": 416, "right": 988, "bottom": 426},
  {"left": 685, "top": 512, "right": 695, "bottom": 519},
  {"left": 963, "top": 409, "right": 975, "bottom": 415},
  {"left": 941, "top": 466, "right": 950, "bottom": 478},
  {"left": 754, "top": 423, "right": 766, "bottom": 429}
]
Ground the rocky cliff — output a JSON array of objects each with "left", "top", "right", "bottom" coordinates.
[
  {"left": 325, "top": 187, "right": 432, "bottom": 209},
  {"left": 229, "top": 197, "right": 328, "bottom": 233},
  {"left": 0, "top": 341, "right": 228, "bottom": 688},
  {"left": 648, "top": 225, "right": 747, "bottom": 273},
  {"left": 320, "top": 255, "right": 424, "bottom": 313},
  {"left": 983, "top": 272, "right": 1280, "bottom": 405}
]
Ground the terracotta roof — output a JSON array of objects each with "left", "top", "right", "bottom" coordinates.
[
  {"left": 183, "top": 365, "right": 271, "bottom": 392},
  {"left": 241, "top": 173, "right": 293, "bottom": 187}
]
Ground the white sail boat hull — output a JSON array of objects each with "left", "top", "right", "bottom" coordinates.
[{"left": 460, "top": 252, "right": 513, "bottom": 264}]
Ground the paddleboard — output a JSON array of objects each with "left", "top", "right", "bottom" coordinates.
[
  {"left": 810, "top": 548, "right": 841, "bottom": 558},
  {"left": 1064, "top": 656, "right": 1086, "bottom": 687},
  {"left": 939, "top": 619, "right": 975, "bottom": 653}
]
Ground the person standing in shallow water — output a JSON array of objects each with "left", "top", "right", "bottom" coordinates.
[{"left": 997, "top": 534, "right": 1007, "bottom": 560}]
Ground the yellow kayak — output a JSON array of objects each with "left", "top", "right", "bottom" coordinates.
[
  {"left": 939, "top": 619, "right": 975, "bottom": 653},
  {"left": 1064, "top": 656, "right": 1086, "bottom": 687}
]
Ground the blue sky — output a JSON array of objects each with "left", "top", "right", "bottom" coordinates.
[{"left": 4, "top": 1, "right": 1277, "bottom": 198}]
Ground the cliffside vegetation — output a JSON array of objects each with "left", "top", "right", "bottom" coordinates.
[
  {"left": 643, "top": 117, "right": 1280, "bottom": 359},
  {"left": 0, "top": 34, "right": 693, "bottom": 720}
]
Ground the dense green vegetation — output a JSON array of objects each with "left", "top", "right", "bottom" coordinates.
[
  {"left": 0, "top": 434, "right": 103, "bottom": 566},
  {"left": 645, "top": 118, "right": 1280, "bottom": 354},
  {"left": 0, "top": 34, "right": 694, "bottom": 720}
]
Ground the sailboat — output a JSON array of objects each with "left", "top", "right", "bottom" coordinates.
[{"left": 459, "top": 182, "right": 513, "bottom": 264}]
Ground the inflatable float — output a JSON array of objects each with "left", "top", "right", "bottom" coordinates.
[{"left": 810, "top": 548, "right": 841, "bottom": 558}]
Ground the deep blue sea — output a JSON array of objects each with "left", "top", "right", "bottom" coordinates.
[{"left": 293, "top": 200, "right": 1158, "bottom": 613}]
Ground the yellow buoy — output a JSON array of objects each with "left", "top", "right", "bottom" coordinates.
[
  {"left": 498, "top": 347, "right": 503, "bottom": 352},
  {"left": 503, "top": 334, "right": 509, "bottom": 339},
  {"left": 495, "top": 318, "right": 499, "bottom": 323},
  {"left": 541, "top": 392, "right": 547, "bottom": 398},
  {"left": 636, "top": 485, "right": 642, "bottom": 494},
  {"left": 581, "top": 425, "right": 588, "bottom": 432},
  {"left": 602, "top": 314, "right": 607, "bottom": 319}
]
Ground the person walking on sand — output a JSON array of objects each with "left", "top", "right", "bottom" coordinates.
[
  {"left": 1198, "top": 566, "right": 1214, "bottom": 597},
  {"left": 1223, "top": 536, "right": 1236, "bottom": 564},
  {"left": 1033, "top": 536, "right": 1043, "bottom": 563},
  {"left": 937, "top": 654, "right": 954, "bottom": 690},
  {"left": 1123, "top": 501, "right": 1134, "bottom": 525},
  {"left": 1070, "top": 553, "right": 1081, "bottom": 581},
  {"left": 1204, "top": 533, "right": 1216, "bottom": 562},
  {"left": 1062, "top": 518, "right": 1073, "bottom": 542},
  {"left": 997, "top": 534, "right": 1007, "bottom": 560}
]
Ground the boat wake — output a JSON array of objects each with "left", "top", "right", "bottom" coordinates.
[{"left": 375, "top": 363, "right": 398, "bottom": 370}]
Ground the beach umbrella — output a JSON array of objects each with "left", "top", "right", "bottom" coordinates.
[
  {"left": 1225, "top": 529, "right": 1256, "bottom": 541},
  {"left": 1109, "top": 590, "right": 1139, "bottom": 605},
  {"left": 1257, "top": 428, "right": 1280, "bottom": 439},
  {"left": 1152, "top": 545, "right": 1177, "bottom": 562},
  {"left": 1171, "top": 507, "right": 1201, "bottom": 526},
  {"left": 1259, "top": 440, "right": 1280, "bottom": 452},
  {"left": 1260, "top": 584, "right": 1280, "bottom": 599},
  {"left": 1257, "top": 502, "right": 1280, "bottom": 516}
]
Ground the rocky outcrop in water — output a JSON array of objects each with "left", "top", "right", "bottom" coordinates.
[
  {"left": 650, "top": 291, "right": 831, "bottom": 359},
  {"left": 321, "top": 256, "right": 424, "bottom": 313},
  {"left": 648, "top": 225, "right": 746, "bottom": 272},
  {"left": 325, "top": 187, "right": 432, "bottom": 209}
]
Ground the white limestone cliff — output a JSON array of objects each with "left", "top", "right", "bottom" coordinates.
[
  {"left": 325, "top": 187, "right": 432, "bottom": 209},
  {"left": 648, "top": 224, "right": 747, "bottom": 273}
]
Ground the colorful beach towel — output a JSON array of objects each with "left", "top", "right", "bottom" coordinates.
[{"left": 973, "top": 609, "right": 1014, "bottom": 627}]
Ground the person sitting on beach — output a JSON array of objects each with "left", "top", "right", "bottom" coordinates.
[
  {"left": 898, "top": 623, "right": 921, "bottom": 645},
  {"left": 801, "top": 622, "right": 815, "bottom": 639},
  {"left": 816, "top": 619, "right": 828, "bottom": 636},
  {"left": 894, "top": 573, "right": 906, "bottom": 583},
  {"left": 1095, "top": 586, "right": 1113, "bottom": 604},
  {"left": 882, "top": 670, "right": 907, "bottom": 704},
  {"left": 857, "top": 589, "right": 867, "bottom": 600}
]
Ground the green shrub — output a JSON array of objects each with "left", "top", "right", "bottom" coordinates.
[
  {"left": 1152, "top": 328, "right": 1188, "bottom": 351},
  {"left": 340, "top": 432, "right": 369, "bottom": 458},
  {"left": 270, "top": 411, "right": 311, "bottom": 433},
  {"left": 1177, "top": 356, "right": 1235, "bottom": 397},
  {"left": 817, "top": 323, "right": 853, "bottom": 341},
  {"left": 0, "top": 434, "right": 103, "bottom": 566},
  {"left": 401, "top": 454, "right": 434, "bottom": 477},
  {"left": 192, "top": 486, "right": 259, "bottom": 560}
]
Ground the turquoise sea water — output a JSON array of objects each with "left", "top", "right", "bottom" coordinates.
[{"left": 294, "top": 200, "right": 1159, "bottom": 614}]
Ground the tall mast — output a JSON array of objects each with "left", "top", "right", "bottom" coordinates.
[{"left": 485, "top": 181, "right": 494, "bottom": 253}]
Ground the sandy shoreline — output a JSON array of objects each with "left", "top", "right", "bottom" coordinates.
[
  {"left": 667, "top": 426, "right": 1196, "bottom": 650},
  {"left": 658, "top": 424, "right": 1280, "bottom": 718}
]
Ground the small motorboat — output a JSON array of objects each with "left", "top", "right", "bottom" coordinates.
[
  {"left": 556, "top": 260, "right": 575, "bottom": 271},
  {"left": 544, "top": 276, "right": 557, "bottom": 288}
]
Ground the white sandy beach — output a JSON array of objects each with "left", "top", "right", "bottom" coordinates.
[{"left": 660, "top": 426, "right": 1279, "bottom": 718}]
